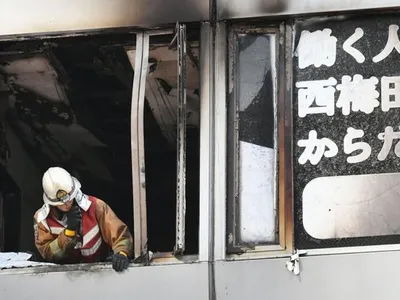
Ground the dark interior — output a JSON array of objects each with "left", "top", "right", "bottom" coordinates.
[{"left": 0, "top": 27, "right": 200, "bottom": 261}]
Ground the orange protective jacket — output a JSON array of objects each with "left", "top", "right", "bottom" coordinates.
[{"left": 33, "top": 196, "right": 133, "bottom": 264}]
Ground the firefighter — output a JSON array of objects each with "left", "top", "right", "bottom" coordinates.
[{"left": 33, "top": 166, "right": 133, "bottom": 272}]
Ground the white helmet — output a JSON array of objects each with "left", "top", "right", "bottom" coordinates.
[{"left": 42, "top": 167, "right": 81, "bottom": 206}]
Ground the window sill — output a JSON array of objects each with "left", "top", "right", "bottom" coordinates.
[
  {"left": 226, "top": 249, "right": 292, "bottom": 262},
  {"left": 224, "top": 243, "right": 400, "bottom": 262},
  {"left": 150, "top": 253, "right": 199, "bottom": 265},
  {"left": 0, "top": 254, "right": 201, "bottom": 276},
  {"left": 0, "top": 262, "right": 137, "bottom": 276},
  {"left": 303, "top": 244, "right": 400, "bottom": 257}
]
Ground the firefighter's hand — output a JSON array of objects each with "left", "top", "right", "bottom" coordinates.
[
  {"left": 112, "top": 252, "right": 129, "bottom": 272},
  {"left": 66, "top": 206, "right": 82, "bottom": 231}
]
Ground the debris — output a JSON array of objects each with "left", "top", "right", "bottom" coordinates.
[
  {"left": 285, "top": 249, "right": 307, "bottom": 276},
  {"left": 0, "top": 252, "right": 55, "bottom": 269}
]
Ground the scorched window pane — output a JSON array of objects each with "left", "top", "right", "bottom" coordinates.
[{"left": 237, "top": 33, "right": 278, "bottom": 244}]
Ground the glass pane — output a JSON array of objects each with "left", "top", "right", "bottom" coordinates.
[{"left": 237, "top": 33, "right": 278, "bottom": 244}]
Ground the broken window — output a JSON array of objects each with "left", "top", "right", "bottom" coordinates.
[
  {"left": 0, "top": 33, "right": 139, "bottom": 266},
  {"left": 0, "top": 25, "right": 202, "bottom": 268},
  {"left": 126, "top": 26, "right": 201, "bottom": 258},
  {"left": 227, "top": 26, "right": 287, "bottom": 253}
]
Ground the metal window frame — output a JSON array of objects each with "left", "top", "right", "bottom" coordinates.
[
  {"left": 131, "top": 28, "right": 177, "bottom": 262},
  {"left": 213, "top": 22, "right": 228, "bottom": 262},
  {"left": 172, "top": 23, "right": 188, "bottom": 255},
  {"left": 0, "top": 26, "right": 203, "bottom": 271},
  {"left": 131, "top": 31, "right": 150, "bottom": 261},
  {"left": 131, "top": 27, "right": 211, "bottom": 263},
  {"left": 225, "top": 22, "right": 294, "bottom": 255},
  {"left": 198, "top": 22, "right": 214, "bottom": 263}
]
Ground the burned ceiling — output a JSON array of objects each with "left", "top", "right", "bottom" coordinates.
[{"left": 0, "top": 31, "right": 200, "bottom": 179}]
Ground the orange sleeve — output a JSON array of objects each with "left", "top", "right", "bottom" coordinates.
[
  {"left": 33, "top": 215, "right": 77, "bottom": 263},
  {"left": 95, "top": 198, "right": 134, "bottom": 258}
]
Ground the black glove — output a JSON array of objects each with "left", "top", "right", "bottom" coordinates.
[
  {"left": 66, "top": 206, "right": 82, "bottom": 231},
  {"left": 112, "top": 252, "right": 129, "bottom": 272}
]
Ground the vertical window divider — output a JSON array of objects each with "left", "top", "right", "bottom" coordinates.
[{"left": 131, "top": 32, "right": 150, "bottom": 261}]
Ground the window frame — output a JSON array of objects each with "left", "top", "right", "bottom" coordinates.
[
  {"left": 0, "top": 25, "right": 207, "bottom": 273},
  {"left": 225, "top": 22, "right": 294, "bottom": 255},
  {"left": 131, "top": 25, "right": 208, "bottom": 263},
  {"left": 0, "top": 29, "right": 142, "bottom": 271},
  {"left": 172, "top": 22, "right": 188, "bottom": 255},
  {"left": 130, "top": 31, "right": 150, "bottom": 262}
]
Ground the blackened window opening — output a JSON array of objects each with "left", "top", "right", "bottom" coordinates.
[
  {"left": 0, "top": 29, "right": 200, "bottom": 260},
  {"left": 0, "top": 34, "right": 136, "bottom": 261},
  {"left": 145, "top": 31, "right": 200, "bottom": 255}
]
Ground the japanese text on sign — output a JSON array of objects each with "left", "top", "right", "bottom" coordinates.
[{"left": 295, "top": 24, "right": 400, "bottom": 166}]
